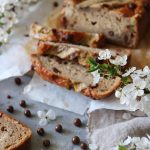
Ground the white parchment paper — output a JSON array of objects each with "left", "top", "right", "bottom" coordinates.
[
  {"left": 0, "top": 0, "right": 57, "bottom": 80},
  {"left": 24, "top": 73, "right": 128, "bottom": 115}
]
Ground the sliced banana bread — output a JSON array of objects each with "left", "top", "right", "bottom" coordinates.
[
  {"left": 31, "top": 42, "right": 131, "bottom": 100},
  {"left": 32, "top": 55, "right": 121, "bottom": 99},
  {"left": 0, "top": 112, "right": 32, "bottom": 150},
  {"left": 36, "top": 42, "right": 131, "bottom": 67},
  {"left": 30, "top": 23, "right": 105, "bottom": 48},
  {"left": 62, "top": 0, "right": 150, "bottom": 48}
]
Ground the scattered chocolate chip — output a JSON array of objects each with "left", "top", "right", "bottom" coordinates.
[
  {"left": 37, "top": 128, "right": 45, "bottom": 136},
  {"left": 128, "top": 2, "right": 137, "bottom": 10},
  {"left": 136, "top": 96, "right": 142, "bottom": 101},
  {"left": 14, "top": 77, "right": 22, "bottom": 86},
  {"left": 1, "top": 126, "right": 7, "bottom": 131},
  {"left": 7, "top": 105, "right": 14, "bottom": 113},
  {"left": 109, "top": 31, "right": 114, "bottom": 36},
  {"left": 24, "top": 109, "right": 31, "bottom": 117},
  {"left": 74, "top": 118, "right": 82, "bottom": 127},
  {"left": 80, "top": 142, "right": 88, "bottom": 150},
  {"left": 43, "top": 139, "right": 50, "bottom": 147},
  {"left": 72, "top": 136, "right": 80, "bottom": 145},
  {"left": 7, "top": 95, "right": 12, "bottom": 99},
  {"left": 53, "top": 67, "right": 61, "bottom": 74},
  {"left": 24, "top": 34, "right": 29, "bottom": 37},
  {"left": 20, "top": 100, "right": 26, "bottom": 108},
  {"left": 53, "top": 1, "right": 59, "bottom": 8},
  {"left": 52, "top": 28, "right": 58, "bottom": 35},
  {"left": 91, "top": 21, "right": 97, "bottom": 25},
  {"left": 55, "top": 124, "right": 63, "bottom": 133}
]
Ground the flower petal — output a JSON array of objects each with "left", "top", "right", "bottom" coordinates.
[
  {"left": 39, "top": 118, "right": 48, "bottom": 126},
  {"left": 46, "top": 109, "right": 56, "bottom": 120},
  {"left": 37, "top": 111, "right": 46, "bottom": 119}
]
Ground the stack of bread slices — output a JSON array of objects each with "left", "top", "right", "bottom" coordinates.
[{"left": 30, "top": 0, "right": 150, "bottom": 100}]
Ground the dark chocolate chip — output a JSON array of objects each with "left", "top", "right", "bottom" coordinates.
[
  {"left": 80, "top": 142, "right": 88, "bottom": 150},
  {"left": 53, "top": 2, "right": 59, "bottom": 7},
  {"left": 24, "top": 110, "right": 31, "bottom": 117},
  {"left": 7, "top": 105, "right": 14, "bottom": 113},
  {"left": 24, "top": 34, "right": 29, "bottom": 37},
  {"left": 43, "top": 139, "right": 50, "bottom": 147},
  {"left": 136, "top": 96, "right": 142, "bottom": 101},
  {"left": 53, "top": 67, "right": 61, "bottom": 74},
  {"left": 95, "top": 57, "right": 104, "bottom": 64},
  {"left": 20, "top": 100, "right": 26, "bottom": 108},
  {"left": 37, "top": 128, "right": 45, "bottom": 136},
  {"left": 91, "top": 21, "right": 97, "bottom": 25},
  {"left": 109, "top": 31, "right": 114, "bottom": 36},
  {"left": 72, "top": 136, "right": 80, "bottom": 145},
  {"left": 14, "top": 77, "right": 22, "bottom": 86},
  {"left": 7, "top": 95, "right": 12, "bottom": 99},
  {"left": 73, "top": 118, "right": 82, "bottom": 127},
  {"left": 55, "top": 124, "right": 63, "bottom": 133}
]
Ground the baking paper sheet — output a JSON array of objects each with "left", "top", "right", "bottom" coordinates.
[
  {"left": 0, "top": 0, "right": 58, "bottom": 80},
  {"left": 24, "top": 73, "right": 129, "bottom": 115}
]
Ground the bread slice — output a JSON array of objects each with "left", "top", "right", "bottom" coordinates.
[
  {"left": 0, "top": 112, "right": 32, "bottom": 150},
  {"left": 36, "top": 41, "right": 131, "bottom": 67},
  {"left": 30, "top": 23, "right": 105, "bottom": 48},
  {"left": 62, "top": 0, "right": 150, "bottom": 48},
  {"left": 31, "top": 42, "right": 131, "bottom": 100},
  {"left": 32, "top": 55, "right": 121, "bottom": 99}
]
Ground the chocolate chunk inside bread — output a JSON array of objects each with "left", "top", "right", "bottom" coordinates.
[
  {"left": 62, "top": 0, "right": 150, "bottom": 48},
  {"left": 0, "top": 112, "right": 32, "bottom": 150},
  {"left": 30, "top": 23, "right": 105, "bottom": 48}
]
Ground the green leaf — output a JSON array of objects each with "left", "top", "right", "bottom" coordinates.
[
  {"left": 119, "top": 145, "right": 127, "bottom": 150},
  {"left": 122, "top": 77, "right": 132, "bottom": 85},
  {"left": 88, "top": 57, "right": 97, "bottom": 66}
]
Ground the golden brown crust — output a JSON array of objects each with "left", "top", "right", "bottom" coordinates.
[
  {"left": 82, "top": 77, "right": 121, "bottom": 100},
  {"left": 0, "top": 112, "right": 32, "bottom": 150},
  {"left": 31, "top": 55, "right": 122, "bottom": 100}
]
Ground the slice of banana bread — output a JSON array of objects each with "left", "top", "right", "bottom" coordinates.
[
  {"left": 62, "top": 0, "right": 150, "bottom": 48},
  {"left": 30, "top": 23, "right": 105, "bottom": 48},
  {"left": 0, "top": 112, "right": 32, "bottom": 150},
  {"left": 36, "top": 41, "right": 131, "bottom": 67},
  {"left": 32, "top": 55, "right": 121, "bottom": 100}
]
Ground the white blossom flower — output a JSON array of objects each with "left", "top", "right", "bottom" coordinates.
[
  {"left": 91, "top": 70, "right": 102, "bottom": 86},
  {"left": 109, "top": 55, "right": 127, "bottom": 66},
  {"left": 89, "top": 144, "right": 98, "bottom": 150},
  {"left": 122, "top": 67, "right": 136, "bottom": 77},
  {"left": 98, "top": 49, "right": 111, "bottom": 60},
  {"left": 0, "top": 28, "right": 9, "bottom": 43},
  {"left": 145, "top": 74, "right": 150, "bottom": 91},
  {"left": 37, "top": 109, "right": 56, "bottom": 126},
  {"left": 111, "top": 135, "right": 150, "bottom": 150}
]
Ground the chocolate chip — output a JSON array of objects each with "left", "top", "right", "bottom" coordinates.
[
  {"left": 128, "top": 2, "right": 137, "bottom": 10},
  {"left": 109, "top": 31, "right": 114, "bottom": 36},
  {"left": 136, "top": 96, "right": 142, "bottom": 101},
  {"left": 7, "top": 95, "right": 12, "bottom": 99},
  {"left": 53, "top": 67, "right": 61, "bottom": 74},
  {"left": 74, "top": 118, "right": 82, "bottom": 127},
  {"left": 72, "top": 136, "right": 80, "bottom": 145},
  {"left": 55, "top": 124, "right": 63, "bottom": 133},
  {"left": 24, "top": 34, "right": 29, "bottom": 37},
  {"left": 14, "top": 77, "right": 22, "bottom": 86},
  {"left": 43, "top": 139, "right": 50, "bottom": 147},
  {"left": 20, "top": 100, "right": 26, "bottom": 108},
  {"left": 37, "top": 128, "right": 45, "bottom": 136},
  {"left": 91, "top": 21, "right": 97, "bottom": 25},
  {"left": 7, "top": 105, "right": 14, "bottom": 113},
  {"left": 80, "top": 142, "right": 88, "bottom": 150},
  {"left": 52, "top": 28, "right": 58, "bottom": 35},
  {"left": 24, "top": 110, "right": 31, "bottom": 117},
  {"left": 53, "top": 2, "right": 59, "bottom": 7}
]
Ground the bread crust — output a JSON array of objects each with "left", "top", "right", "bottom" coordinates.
[
  {"left": 32, "top": 55, "right": 122, "bottom": 100},
  {"left": 0, "top": 112, "right": 32, "bottom": 150}
]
